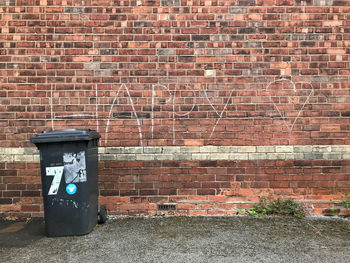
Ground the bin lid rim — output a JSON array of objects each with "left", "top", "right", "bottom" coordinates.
[{"left": 30, "top": 128, "right": 101, "bottom": 144}]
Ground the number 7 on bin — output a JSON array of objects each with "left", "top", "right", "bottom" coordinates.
[{"left": 46, "top": 166, "right": 64, "bottom": 195}]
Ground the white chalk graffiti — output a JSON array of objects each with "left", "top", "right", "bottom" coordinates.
[
  {"left": 172, "top": 85, "right": 197, "bottom": 143},
  {"left": 105, "top": 84, "right": 143, "bottom": 145},
  {"left": 96, "top": 84, "right": 99, "bottom": 133},
  {"left": 203, "top": 88, "right": 235, "bottom": 138},
  {"left": 49, "top": 78, "right": 317, "bottom": 145},
  {"left": 50, "top": 84, "right": 54, "bottom": 131},
  {"left": 266, "top": 78, "right": 314, "bottom": 132},
  {"left": 50, "top": 84, "right": 99, "bottom": 132},
  {"left": 152, "top": 84, "right": 173, "bottom": 140}
]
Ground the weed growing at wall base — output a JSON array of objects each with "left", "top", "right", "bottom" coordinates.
[
  {"left": 340, "top": 194, "right": 350, "bottom": 209},
  {"left": 248, "top": 198, "right": 306, "bottom": 219}
]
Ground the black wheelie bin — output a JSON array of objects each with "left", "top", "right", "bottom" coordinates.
[{"left": 30, "top": 129, "right": 106, "bottom": 237}]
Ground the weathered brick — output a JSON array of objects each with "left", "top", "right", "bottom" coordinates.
[
  {"left": 161, "top": 0, "right": 180, "bottom": 6},
  {"left": 229, "top": 7, "right": 248, "bottom": 13}
]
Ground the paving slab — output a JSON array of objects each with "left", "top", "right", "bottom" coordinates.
[{"left": 0, "top": 216, "right": 349, "bottom": 263}]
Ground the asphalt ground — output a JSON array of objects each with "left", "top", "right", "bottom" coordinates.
[{"left": 0, "top": 216, "right": 349, "bottom": 263}]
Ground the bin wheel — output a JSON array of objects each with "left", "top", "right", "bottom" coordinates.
[{"left": 98, "top": 205, "right": 107, "bottom": 224}]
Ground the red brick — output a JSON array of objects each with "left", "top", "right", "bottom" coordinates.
[
  {"left": 21, "top": 205, "right": 40, "bottom": 212},
  {"left": 177, "top": 204, "right": 196, "bottom": 210},
  {"left": 0, "top": 1, "right": 349, "bottom": 218}
]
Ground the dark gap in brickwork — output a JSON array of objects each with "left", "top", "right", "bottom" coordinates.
[{"left": 157, "top": 204, "right": 177, "bottom": 211}]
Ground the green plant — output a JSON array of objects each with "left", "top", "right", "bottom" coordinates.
[
  {"left": 340, "top": 194, "right": 350, "bottom": 208},
  {"left": 248, "top": 207, "right": 267, "bottom": 217},
  {"left": 236, "top": 208, "right": 245, "bottom": 215},
  {"left": 248, "top": 198, "right": 306, "bottom": 218},
  {"left": 329, "top": 208, "right": 338, "bottom": 217}
]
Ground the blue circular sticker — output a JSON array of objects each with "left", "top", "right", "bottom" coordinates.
[{"left": 66, "top": 184, "right": 77, "bottom": 195}]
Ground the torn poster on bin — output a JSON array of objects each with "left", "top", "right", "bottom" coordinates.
[{"left": 63, "top": 151, "right": 87, "bottom": 183}]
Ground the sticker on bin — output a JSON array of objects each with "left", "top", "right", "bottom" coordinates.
[
  {"left": 63, "top": 151, "right": 87, "bottom": 183},
  {"left": 66, "top": 183, "right": 77, "bottom": 195},
  {"left": 46, "top": 166, "right": 64, "bottom": 195}
]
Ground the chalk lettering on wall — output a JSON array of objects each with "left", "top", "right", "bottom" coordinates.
[
  {"left": 50, "top": 84, "right": 99, "bottom": 131},
  {"left": 152, "top": 84, "right": 173, "bottom": 139},
  {"left": 105, "top": 83, "right": 143, "bottom": 146},
  {"left": 266, "top": 78, "right": 314, "bottom": 132},
  {"left": 172, "top": 85, "right": 197, "bottom": 143},
  {"left": 50, "top": 84, "right": 54, "bottom": 131},
  {"left": 96, "top": 84, "right": 99, "bottom": 133},
  {"left": 203, "top": 88, "right": 235, "bottom": 138},
  {"left": 49, "top": 78, "right": 317, "bottom": 145}
]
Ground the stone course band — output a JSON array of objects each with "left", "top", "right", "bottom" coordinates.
[{"left": 1, "top": 145, "right": 350, "bottom": 162}]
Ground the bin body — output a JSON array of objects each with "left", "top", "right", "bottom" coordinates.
[{"left": 31, "top": 129, "right": 100, "bottom": 237}]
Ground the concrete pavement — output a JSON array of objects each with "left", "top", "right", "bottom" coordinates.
[{"left": 0, "top": 216, "right": 349, "bottom": 263}]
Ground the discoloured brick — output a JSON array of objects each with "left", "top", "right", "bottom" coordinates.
[
  {"left": 23, "top": 148, "right": 38, "bottom": 154},
  {"left": 136, "top": 154, "right": 155, "bottom": 161},
  {"left": 294, "top": 146, "right": 313, "bottom": 153},
  {"left": 238, "top": 0, "right": 256, "bottom": 6},
  {"left": 0, "top": 0, "right": 15, "bottom": 6},
  {"left": 154, "top": 154, "right": 173, "bottom": 160},
  {"left": 173, "top": 153, "right": 191, "bottom": 160},
  {"left": 267, "top": 153, "right": 286, "bottom": 160},
  {"left": 105, "top": 147, "right": 124, "bottom": 154},
  {"left": 240, "top": 146, "right": 256, "bottom": 153},
  {"left": 248, "top": 153, "right": 267, "bottom": 160},
  {"left": 161, "top": 0, "right": 180, "bottom": 6},
  {"left": 125, "top": 147, "right": 143, "bottom": 154},
  {"left": 0, "top": 155, "right": 14, "bottom": 162},
  {"left": 208, "top": 154, "right": 229, "bottom": 160},
  {"left": 162, "top": 147, "right": 181, "bottom": 154},
  {"left": 219, "top": 146, "right": 239, "bottom": 153},
  {"left": 304, "top": 153, "right": 324, "bottom": 160},
  {"left": 180, "top": 147, "right": 200, "bottom": 153},
  {"left": 229, "top": 154, "right": 249, "bottom": 160},
  {"left": 100, "top": 154, "right": 118, "bottom": 161},
  {"left": 64, "top": 7, "right": 84, "bottom": 13},
  {"left": 276, "top": 146, "right": 294, "bottom": 153},
  {"left": 199, "top": 146, "right": 219, "bottom": 153},
  {"left": 257, "top": 146, "right": 275, "bottom": 153},
  {"left": 229, "top": 7, "right": 248, "bottom": 13},
  {"left": 312, "top": 146, "right": 332, "bottom": 153},
  {"left": 192, "top": 154, "right": 209, "bottom": 161},
  {"left": 314, "top": 0, "right": 333, "bottom": 5}
]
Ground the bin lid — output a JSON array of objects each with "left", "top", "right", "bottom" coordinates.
[{"left": 30, "top": 129, "right": 101, "bottom": 144}]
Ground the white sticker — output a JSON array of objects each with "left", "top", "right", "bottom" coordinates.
[{"left": 46, "top": 166, "right": 64, "bottom": 195}]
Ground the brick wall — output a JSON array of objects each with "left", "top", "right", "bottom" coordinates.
[{"left": 0, "top": 0, "right": 350, "bottom": 217}]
